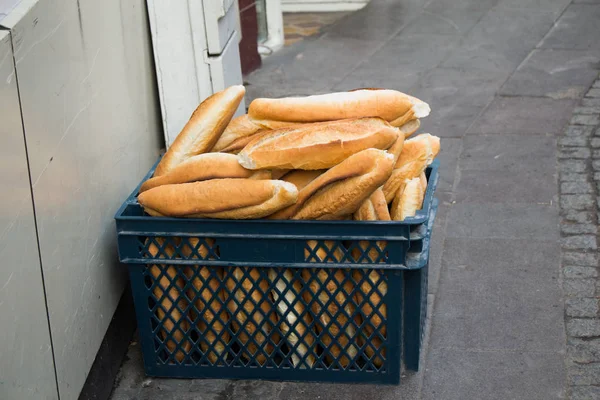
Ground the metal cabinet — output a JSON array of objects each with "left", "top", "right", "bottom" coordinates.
[
  {"left": 1, "top": 0, "right": 164, "bottom": 398},
  {"left": 0, "top": 29, "right": 58, "bottom": 400}
]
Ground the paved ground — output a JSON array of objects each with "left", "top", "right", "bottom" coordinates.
[{"left": 111, "top": 0, "right": 600, "bottom": 398}]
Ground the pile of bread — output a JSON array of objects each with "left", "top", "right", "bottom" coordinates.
[
  {"left": 138, "top": 85, "right": 440, "bottom": 369},
  {"left": 137, "top": 85, "right": 440, "bottom": 222}
]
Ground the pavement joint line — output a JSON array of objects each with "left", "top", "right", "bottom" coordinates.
[
  {"left": 535, "top": 0, "right": 573, "bottom": 50},
  {"left": 323, "top": 6, "right": 429, "bottom": 91}
]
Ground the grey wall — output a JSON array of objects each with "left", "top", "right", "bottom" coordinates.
[
  {"left": 1, "top": 0, "right": 163, "bottom": 398},
  {"left": 0, "top": 28, "right": 59, "bottom": 400}
]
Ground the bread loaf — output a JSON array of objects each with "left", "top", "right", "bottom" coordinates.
[
  {"left": 280, "top": 170, "right": 325, "bottom": 191},
  {"left": 271, "top": 149, "right": 394, "bottom": 220},
  {"left": 238, "top": 118, "right": 399, "bottom": 170},
  {"left": 211, "top": 115, "right": 263, "bottom": 152},
  {"left": 382, "top": 134, "right": 438, "bottom": 203},
  {"left": 213, "top": 115, "right": 306, "bottom": 152},
  {"left": 137, "top": 179, "right": 298, "bottom": 219},
  {"left": 140, "top": 153, "right": 264, "bottom": 193},
  {"left": 182, "top": 238, "right": 230, "bottom": 364},
  {"left": 398, "top": 119, "right": 421, "bottom": 139},
  {"left": 248, "top": 89, "right": 429, "bottom": 123},
  {"left": 269, "top": 269, "right": 315, "bottom": 368},
  {"left": 154, "top": 85, "right": 246, "bottom": 176},
  {"left": 219, "top": 130, "right": 271, "bottom": 154},
  {"left": 351, "top": 192, "right": 389, "bottom": 367},
  {"left": 147, "top": 238, "right": 191, "bottom": 363},
  {"left": 397, "top": 133, "right": 439, "bottom": 167},
  {"left": 353, "top": 188, "right": 390, "bottom": 221},
  {"left": 226, "top": 267, "right": 279, "bottom": 365},
  {"left": 271, "top": 169, "right": 293, "bottom": 180},
  {"left": 302, "top": 241, "right": 358, "bottom": 367},
  {"left": 387, "top": 135, "right": 405, "bottom": 164},
  {"left": 391, "top": 177, "right": 425, "bottom": 221},
  {"left": 352, "top": 265, "right": 387, "bottom": 367}
]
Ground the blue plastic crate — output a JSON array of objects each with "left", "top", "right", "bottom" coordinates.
[{"left": 114, "top": 158, "right": 439, "bottom": 385}]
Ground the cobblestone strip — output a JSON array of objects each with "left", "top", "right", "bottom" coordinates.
[{"left": 560, "top": 74, "right": 600, "bottom": 400}]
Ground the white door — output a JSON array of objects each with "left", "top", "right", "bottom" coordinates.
[{"left": 147, "top": 0, "right": 245, "bottom": 148}]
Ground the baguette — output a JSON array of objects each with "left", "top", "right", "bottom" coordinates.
[
  {"left": 147, "top": 238, "right": 191, "bottom": 363},
  {"left": 212, "top": 115, "right": 306, "bottom": 152},
  {"left": 248, "top": 89, "right": 429, "bottom": 123},
  {"left": 238, "top": 118, "right": 398, "bottom": 170},
  {"left": 280, "top": 149, "right": 394, "bottom": 220},
  {"left": 211, "top": 115, "right": 263, "bottom": 152},
  {"left": 271, "top": 169, "right": 292, "bottom": 180},
  {"left": 280, "top": 170, "right": 325, "bottom": 191},
  {"left": 137, "top": 179, "right": 298, "bottom": 219},
  {"left": 154, "top": 85, "right": 246, "bottom": 176},
  {"left": 140, "top": 153, "right": 264, "bottom": 193},
  {"left": 382, "top": 134, "right": 437, "bottom": 203},
  {"left": 398, "top": 119, "right": 421, "bottom": 139},
  {"left": 226, "top": 267, "right": 279, "bottom": 365},
  {"left": 269, "top": 269, "right": 315, "bottom": 368},
  {"left": 396, "top": 133, "right": 440, "bottom": 167},
  {"left": 219, "top": 130, "right": 271, "bottom": 154},
  {"left": 352, "top": 191, "right": 389, "bottom": 367},
  {"left": 302, "top": 241, "right": 358, "bottom": 368},
  {"left": 182, "top": 238, "right": 230, "bottom": 364},
  {"left": 387, "top": 135, "right": 405, "bottom": 164},
  {"left": 389, "top": 95, "right": 430, "bottom": 127},
  {"left": 353, "top": 188, "right": 390, "bottom": 221},
  {"left": 391, "top": 177, "right": 425, "bottom": 221}
]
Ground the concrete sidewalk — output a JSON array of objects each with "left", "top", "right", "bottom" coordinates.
[{"left": 110, "top": 0, "right": 600, "bottom": 398}]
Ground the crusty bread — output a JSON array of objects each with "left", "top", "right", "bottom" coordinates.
[
  {"left": 353, "top": 188, "right": 391, "bottom": 221},
  {"left": 389, "top": 95, "right": 430, "bottom": 127},
  {"left": 211, "top": 114, "right": 263, "bottom": 152},
  {"left": 213, "top": 116, "right": 307, "bottom": 152},
  {"left": 279, "top": 149, "right": 394, "bottom": 220},
  {"left": 147, "top": 238, "right": 191, "bottom": 363},
  {"left": 140, "top": 153, "right": 258, "bottom": 193},
  {"left": 226, "top": 267, "right": 279, "bottom": 365},
  {"left": 391, "top": 177, "right": 425, "bottom": 221},
  {"left": 382, "top": 134, "right": 436, "bottom": 203},
  {"left": 238, "top": 118, "right": 399, "bottom": 170},
  {"left": 398, "top": 119, "right": 421, "bottom": 139},
  {"left": 154, "top": 85, "right": 246, "bottom": 176},
  {"left": 351, "top": 191, "right": 389, "bottom": 367},
  {"left": 280, "top": 170, "right": 325, "bottom": 191},
  {"left": 397, "top": 133, "right": 439, "bottom": 167},
  {"left": 219, "top": 130, "right": 271, "bottom": 154},
  {"left": 182, "top": 238, "right": 230, "bottom": 364},
  {"left": 269, "top": 269, "right": 315, "bottom": 368},
  {"left": 271, "top": 169, "right": 292, "bottom": 180},
  {"left": 352, "top": 265, "right": 387, "bottom": 367},
  {"left": 138, "top": 179, "right": 298, "bottom": 219},
  {"left": 248, "top": 89, "right": 427, "bottom": 123},
  {"left": 387, "top": 135, "right": 405, "bottom": 164},
  {"left": 302, "top": 241, "right": 358, "bottom": 367}
]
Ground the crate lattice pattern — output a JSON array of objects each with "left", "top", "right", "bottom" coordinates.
[{"left": 141, "top": 236, "right": 391, "bottom": 372}]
